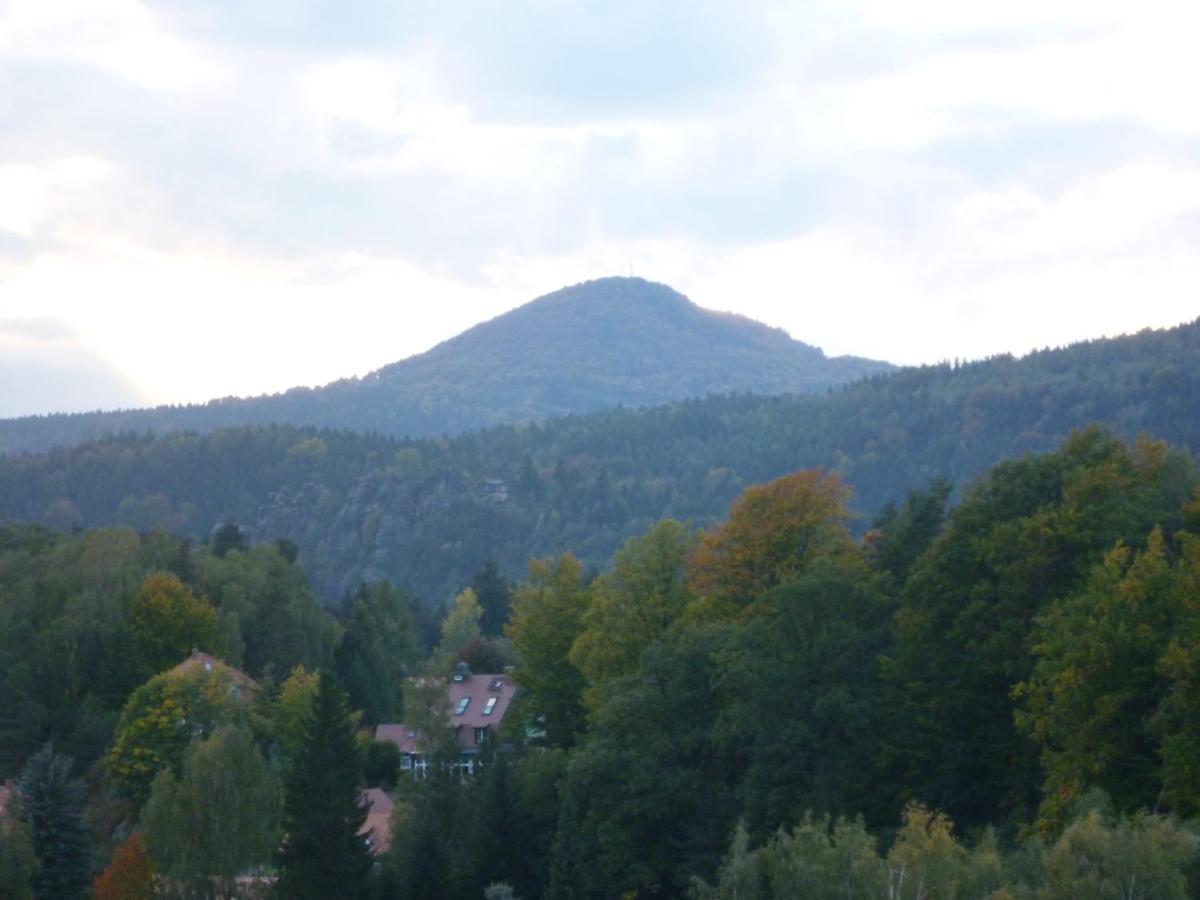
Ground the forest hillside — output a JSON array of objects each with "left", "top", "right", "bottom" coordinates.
[{"left": 0, "top": 317, "right": 1194, "bottom": 603}]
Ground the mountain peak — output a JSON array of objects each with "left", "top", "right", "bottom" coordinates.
[
  {"left": 408, "top": 275, "right": 814, "bottom": 369},
  {"left": 372, "top": 275, "right": 890, "bottom": 422},
  {"left": 0, "top": 277, "right": 894, "bottom": 453}
]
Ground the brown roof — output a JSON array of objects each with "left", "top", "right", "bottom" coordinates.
[
  {"left": 374, "top": 724, "right": 422, "bottom": 754},
  {"left": 360, "top": 788, "right": 394, "bottom": 855},
  {"left": 169, "top": 650, "right": 258, "bottom": 701},
  {"left": 376, "top": 672, "right": 518, "bottom": 754},
  {"left": 448, "top": 673, "right": 517, "bottom": 727}
]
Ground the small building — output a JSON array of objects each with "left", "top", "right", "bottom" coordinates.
[
  {"left": 374, "top": 724, "right": 426, "bottom": 776},
  {"left": 476, "top": 478, "right": 509, "bottom": 503},
  {"left": 375, "top": 665, "right": 519, "bottom": 776},
  {"left": 360, "top": 788, "right": 394, "bottom": 856}
]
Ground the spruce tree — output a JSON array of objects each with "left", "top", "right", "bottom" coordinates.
[
  {"left": 16, "top": 744, "right": 90, "bottom": 899},
  {"left": 276, "top": 671, "right": 372, "bottom": 899},
  {"left": 473, "top": 560, "right": 513, "bottom": 636}
]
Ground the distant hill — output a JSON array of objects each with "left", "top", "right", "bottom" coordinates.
[
  {"left": 0, "top": 317, "right": 1194, "bottom": 603},
  {"left": 0, "top": 277, "right": 892, "bottom": 454}
]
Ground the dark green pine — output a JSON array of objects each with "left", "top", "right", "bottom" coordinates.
[
  {"left": 276, "top": 671, "right": 373, "bottom": 899},
  {"left": 17, "top": 744, "right": 91, "bottom": 900}
]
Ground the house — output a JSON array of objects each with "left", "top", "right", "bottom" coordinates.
[
  {"left": 476, "top": 478, "right": 509, "bottom": 503},
  {"left": 360, "top": 788, "right": 394, "bottom": 855},
  {"left": 169, "top": 649, "right": 258, "bottom": 703},
  {"left": 375, "top": 664, "right": 519, "bottom": 776}
]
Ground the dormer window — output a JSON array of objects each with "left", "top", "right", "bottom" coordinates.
[
  {"left": 482, "top": 697, "right": 498, "bottom": 716},
  {"left": 455, "top": 697, "right": 470, "bottom": 716}
]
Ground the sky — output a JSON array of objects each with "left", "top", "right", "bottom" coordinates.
[{"left": 1, "top": 0, "right": 1198, "bottom": 418}]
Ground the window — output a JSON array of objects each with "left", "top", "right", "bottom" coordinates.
[
  {"left": 455, "top": 697, "right": 470, "bottom": 716},
  {"left": 474, "top": 727, "right": 487, "bottom": 745},
  {"left": 401, "top": 756, "right": 413, "bottom": 770},
  {"left": 482, "top": 696, "right": 498, "bottom": 716}
]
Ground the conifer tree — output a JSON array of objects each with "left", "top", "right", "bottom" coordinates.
[
  {"left": 275, "top": 671, "right": 372, "bottom": 899},
  {"left": 16, "top": 744, "right": 90, "bottom": 899},
  {"left": 473, "top": 560, "right": 513, "bottom": 637},
  {"left": 398, "top": 812, "right": 450, "bottom": 900}
]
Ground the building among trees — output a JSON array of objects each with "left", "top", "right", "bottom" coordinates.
[{"left": 376, "top": 664, "right": 518, "bottom": 776}]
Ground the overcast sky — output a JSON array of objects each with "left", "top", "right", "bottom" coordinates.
[{"left": 1, "top": 0, "right": 1198, "bottom": 417}]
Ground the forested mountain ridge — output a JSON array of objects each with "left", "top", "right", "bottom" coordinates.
[
  {"left": 0, "top": 277, "right": 892, "bottom": 455},
  {"left": 0, "top": 316, "right": 1195, "bottom": 604}
]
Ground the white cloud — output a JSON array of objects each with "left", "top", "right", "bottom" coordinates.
[
  {"left": 828, "top": 0, "right": 1128, "bottom": 33},
  {"left": 3, "top": 1, "right": 1199, "bottom": 415},
  {"left": 953, "top": 164, "right": 1200, "bottom": 261},
  {"left": 0, "top": 157, "right": 113, "bottom": 236},
  {"left": 0, "top": 315, "right": 76, "bottom": 341},
  {"left": 0, "top": 0, "right": 223, "bottom": 90},
  {"left": 765, "top": 1, "right": 1200, "bottom": 153},
  {"left": 296, "top": 49, "right": 696, "bottom": 191},
  {"left": 0, "top": 232, "right": 527, "bottom": 405}
]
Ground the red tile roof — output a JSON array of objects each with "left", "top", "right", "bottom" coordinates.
[
  {"left": 374, "top": 724, "right": 422, "bottom": 755},
  {"left": 375, "top": 672, "right": 518, "bottom": 755},
  {"left": 360, "top": 788, "right": 394, "bottom": 855},
  {"left": 447, "top": 673, "right": 517, "bottom": 730}
]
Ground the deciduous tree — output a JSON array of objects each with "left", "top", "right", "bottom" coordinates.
[
  {"left": 108, "top": 666, "right": 249, "bottom": 805},
  {"left": 884, "top": 429, "right": 1196, "bottom": 828},
  {"left": 438, "top": 587, "right": 484, "bottom": 663},
  {"left": 1017, "top": 527, "right": 1200, "bottom": 829},
  {"left": 91, "top": 834, "right": 154, "bottom": 900},
  {"left": 128, "top": 571, "right": 221, "bottom": 678},
  {"left": 505, "top": 555, "right": 589, "bottom": 748},
  {"left": 140, "top": 725, "right": 278, "bottom": 899},
  {"left": 569, "top": 519, "right": 694, "bottom": 686},
  {"left": 686, "top": 469, "right": 854, "bottom": 619}
]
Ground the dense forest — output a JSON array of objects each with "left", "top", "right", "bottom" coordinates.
[
  {"left": 0, "top": 316, "right": 1195, "bottom": 603},
  {"left": 2, "top": 427, "right": 1199, "bottom": 898},
  {"left": 0, "top": 278, "right": 892, "bottom": 456}
]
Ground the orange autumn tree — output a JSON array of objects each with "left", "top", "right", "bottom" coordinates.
[
  {"left": 686, "top": 468, "right": 856, "bottom": 619},
  {"left": 92, "top": 834, "right": 155, "bottom": 900}
]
